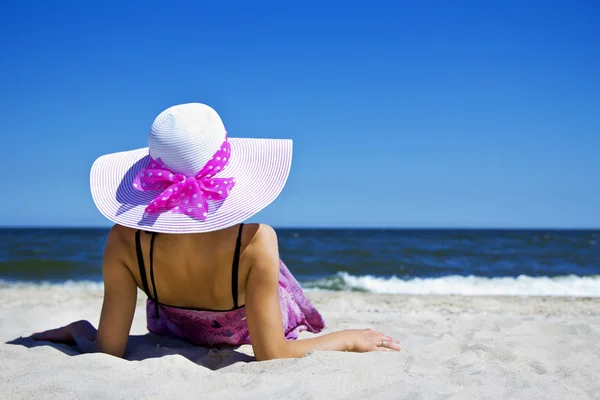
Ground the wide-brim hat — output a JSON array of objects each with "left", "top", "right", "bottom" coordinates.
[{"left": 90, "top": 103, "right": 292, "bottom": 233}]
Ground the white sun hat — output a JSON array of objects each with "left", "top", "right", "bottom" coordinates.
[{"left": 90, "top": 103, "right": 293, "bottom": 233}]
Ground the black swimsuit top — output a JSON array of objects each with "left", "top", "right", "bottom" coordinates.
[{"left": 135, "top": 223, "right": 245, "bottom": 318}]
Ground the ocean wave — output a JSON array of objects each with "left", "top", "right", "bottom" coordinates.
[
  {"left": 0, "top": 279, "right": 104, "bottom": 291},
  {"left": 2, "top": 273, "right": 600, "bottom": 297},
  {"left": 303, "top": 272, "right": 600, "bottom": 297}
]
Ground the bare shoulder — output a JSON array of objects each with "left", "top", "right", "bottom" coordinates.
[
  {"left": 245, "top": 223, "right": 278, "bottom": 253},
  {"left": 103, "top": 224, "right": 136, "bottom": 264},
  {"left": 243, "top": 223, "right": 280, "bottom": 270},
  {"left": 246, "top": 223, "right": 277, "bottom": 245}
]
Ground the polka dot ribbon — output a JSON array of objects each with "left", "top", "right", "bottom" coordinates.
[{"left": 132, "top": 137, "right": 236, "bottom": 221}]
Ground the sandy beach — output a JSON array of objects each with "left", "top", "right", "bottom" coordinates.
[{"left": 1, "top": 285, "right": 599, "bottom": 399}]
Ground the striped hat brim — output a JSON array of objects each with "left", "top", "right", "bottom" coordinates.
[{"left": 90, "top": 137, "right": 292, "bottom": 233}]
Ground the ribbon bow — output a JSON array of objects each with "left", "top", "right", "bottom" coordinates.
[{"left": 132, "top": 138, "right": 235, "bottom": 221}]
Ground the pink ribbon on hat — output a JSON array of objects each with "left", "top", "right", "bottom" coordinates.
[{"left": 132, "top": 137, "right": 236, "bottom": 221}]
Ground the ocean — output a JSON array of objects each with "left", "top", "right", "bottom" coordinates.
[{"left": 1, "top": 228, "right": 599, "bottom": 296}]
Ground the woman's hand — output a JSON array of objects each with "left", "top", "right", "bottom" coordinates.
[
  {"left": 343, "top": 328, "right": 401, "bottom": 352},
  {"left": 32, "top": 320, "right": 96, "bottom": 344}
]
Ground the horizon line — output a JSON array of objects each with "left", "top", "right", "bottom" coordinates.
[{"left": 0, "top": 225, "right": 598, "bottom": 231}]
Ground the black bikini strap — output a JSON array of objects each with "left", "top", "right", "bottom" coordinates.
[
  {"left": 134, "top": 230, "right": 151, "bottom": 297},
  {"left": 231, "top": 223, "right": 244, "bottom": 308},
  {"left": 148, "top": 232, "right": 160, "bottom": 318}
]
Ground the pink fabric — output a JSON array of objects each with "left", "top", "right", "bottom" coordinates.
[
  {"left": 132, "top": 137, "right": 235, "bottom": 221},
  {"left": 145, "top": 260, "right": 326, "bottom": 347}
]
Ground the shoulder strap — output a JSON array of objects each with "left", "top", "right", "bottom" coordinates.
[
  {"left": 135, "top": 230, "right": 160, "bottom": 318},
  {"left": 148, "top": 232, "right": 160, "bottom": 317},
  {"left": 231, "top": 223, "right": 244, "bottom": 308},
  {"left": 135, "top": 230, "right": 151, "bottom": 296}
]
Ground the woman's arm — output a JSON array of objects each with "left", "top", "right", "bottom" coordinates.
[
  {"left": 93, "top": 226, "right": 138, "bottom": 357},
  {"left": 33, "top": 226, "right": 137, "bottom": 358},
  {"left": 244, "top": 225, "right": 400, "bottom": 361}
]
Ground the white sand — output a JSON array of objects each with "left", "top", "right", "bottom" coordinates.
[{"left": 1, "top": 286, "right": 599, "bottom": 399}]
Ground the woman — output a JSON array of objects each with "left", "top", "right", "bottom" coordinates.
[{"left": 33, "top": 103, "right": 400, "bottom": 361}]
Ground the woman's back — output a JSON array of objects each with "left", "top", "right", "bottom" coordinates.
[
  {"left": 112, "top": 222, "right": 325, "bottom": 346},
  {"left": 118, "top": 223, "right": 254, "bottom": 312}
]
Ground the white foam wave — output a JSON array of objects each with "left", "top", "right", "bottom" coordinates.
[
  {"left": 0, "top": 279, "right": 104, "bottom": 292},
  {"left": 2, "top": 274, "right": 600, "bottom": 297},
  {"left": 306, "top": 272, "right": 600, "bottom": 297}
]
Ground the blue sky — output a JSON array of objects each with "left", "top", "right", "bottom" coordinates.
[{"left": 0, "top": 0, "right": 598, "bottom": 228}]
